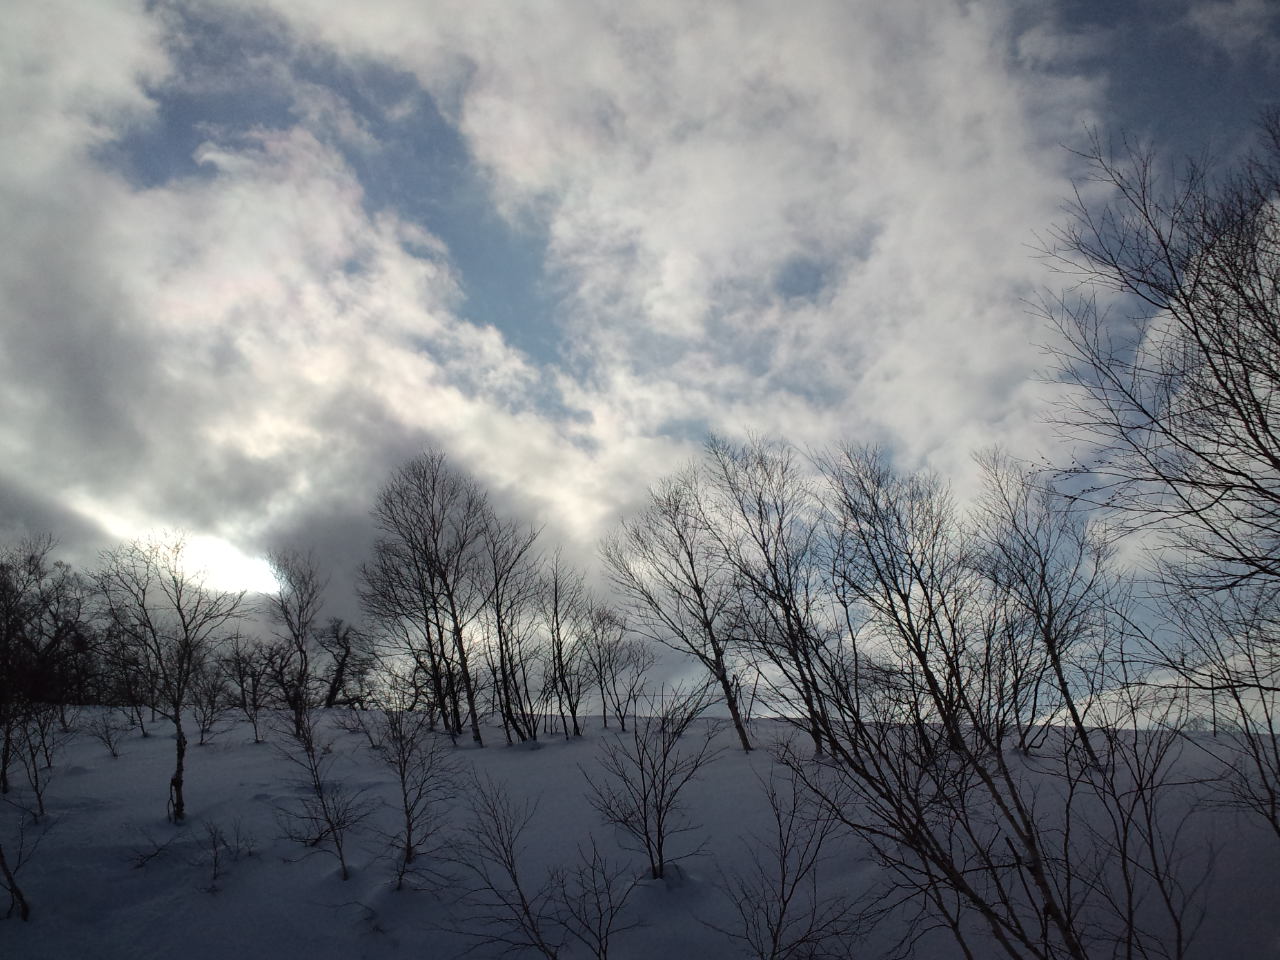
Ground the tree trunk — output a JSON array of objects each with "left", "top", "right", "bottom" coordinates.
[
  {"left": 451, "top": 623, "right": 484, "bottom": 746},
  {"left": 715, "top": 665, "right": 752, "bottom": 752},
  {"left": 0, "top": 722, "right": 11, "bottom": 794},
  {"left": 170, "top": 715, "right": 187, "bottom": 822},
  {"left": 0, "top": 841, "right": 30, "bottom": 921}
]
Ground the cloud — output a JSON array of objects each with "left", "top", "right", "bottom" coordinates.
[
  {"left": 336, "top": 0, "right": 1103, "bottom": 482},
  {"left": 1184, "top": 0, "right": 1280, "bottom": 62},
  {"left": 3, "top": 0, "right": 1152, "bottom": 598},
  {"left": 1, "top": 3, "right": 607, "bottom": 588}
]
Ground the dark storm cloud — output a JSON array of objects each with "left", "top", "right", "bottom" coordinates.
[{"left": 0, "top": 475, "right": 111, "bottom": 561}]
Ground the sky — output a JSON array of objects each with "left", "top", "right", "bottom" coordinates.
[{"left": 2, "top": 0, "right": 1278, "bottom": 607}]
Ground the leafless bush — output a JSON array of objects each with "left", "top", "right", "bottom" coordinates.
[
  {"left": 582, "top": 683, "right": 722, "bottom": 881},
  {"left": 12, "top": 703, "right": 70, "bottom": 820},
  {"left": 127, "top": 828, "right": 177, "bottom": 870},
  {"left": 707, "top": 770, "right": 860, "bottom": 960},
  {"left": 453, "top": 776, "right": 564, "bottom": 958},
  {"left": 85, "top": 708, "right": 132, "bottom": 758},
  {"left": 275, "top": 708, "right": 375, "bottom": 880},
  {"left": 549, "top": 839, "right": 640, "bottom": 959},
  {"left": 223, "top": 636, "right": 270, "bottom": 743},
  {"left": 334, "top": 705, "right": 383, "bottom": 752},
  {"left": 365, "top": 675, "right": 460, "bottom": 890},
  {"left": 199, "top": 820, "right": 228, "bottom": 893},
  {"left": 191, "top": 662, "right": 233, "bottom": 746},
  {"left": 0, "top": 802, "right": 45, "bottom": 921},
  {"left": 454, "top": 774, "right": 639, "bottom": 959},
  {"left": 193, "top": 817, "right": 256, "bottom": 893}
]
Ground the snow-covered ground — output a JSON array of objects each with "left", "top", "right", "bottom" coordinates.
[{"left": 3, "top": 711, "right": 1278, "bottom": 959}]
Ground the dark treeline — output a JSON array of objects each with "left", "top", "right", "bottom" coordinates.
[{"left": 3, "top": 113, "right": 1280, "bottom": 957}]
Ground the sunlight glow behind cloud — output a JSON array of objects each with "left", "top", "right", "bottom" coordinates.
[{"left": 183, "top": 534, "right": 279, "bottom": 594}]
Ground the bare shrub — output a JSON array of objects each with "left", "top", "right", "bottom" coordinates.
[
  {"left": 12, "top": 703, "right": 67, "bottom": 820},
  {"left": 582, "top": 683, "right": 722, "bottom": 880},
  {"left": 707, "top": 770, "right": 860, "bottom": 960},
  {"left": 365, "top": 674, "right": 460, "bottom": 890},
  {"left": 128, "top": 829, "right": 177, "bottom": 870},
  {"left": 191, "top": 662, "right": 232, "bottom": 746},
  {"left": 454, "top": 774, "right": 639, "bottom": 959},
  {"left": 275, "top": 708, "right": 375, "bottom": 880},
  {"left": 0, "top": 802, "right": 45, "bottom": 921},
  {"left": 549, "top": 838, "right": 640, "bottom": 960},
  {"left": 193, "top": 817, "right": 256, "bottom": 893},
  {"left": 85, "top": 708, "right": 132, "bottom": 758},
  {"left": 223, "top": 636, "right": 270, "bottom": 743}
]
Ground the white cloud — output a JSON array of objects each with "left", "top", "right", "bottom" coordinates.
[
  {"left": 359, "top": 0, "right": 1100, "bottom": 483},
  {"left": 2, "top": 0, "right": 1123, "bottom": 582},
  {"left": 0, "top": 5, "right": 603, "bottom": 566},
  {"left": 0, "top": 0, "right": 169, "bottom": 174}
]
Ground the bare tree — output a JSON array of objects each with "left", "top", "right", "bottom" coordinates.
[
  {"left": 582, "top": 606, "right": 652, "bottom": 733},
  {"left": 1044, "top": 114, "right": 1280, "bottom": 595},
  {"left": 223, "top": 636, "right": 270, "bottom": 743},
  {"left": 793, "top": 444, "right": 1205, "bottom": 960},
  {"left": 972, "top": 450, "right": 1117, "bottom": 764},
  {"left": 480, "top": 513, "right": 545, "bottom": 744},
  {"left": 190, "top": 659, "right": 232, "bottom": 746},
  {"left": 11, "top": 703, "right": 67, "bottom": 820},
  {"left": 264, "top": 549, "right": 328, "bottom": 738},
  {"left": 96, "top": 535, "right": 245, "bottom": 821},
  {"left": 540, "top": 552, "right": 592, "bottom": 738},
  {"left": 583, "top": 683, "right": 722, "bottom": 881},
  {"left": 602, "top": 468, "right": 753, "bottom": 751},
  {"left": 1043, "top": 113, "right": 1280, "bottom": 852},
  {"left": 315, "top": 618, "right": 375, "bottom": 710},
  {"left": 99, "top": 624, "right": 158, "bottom": 739},
  {"left": 361, "top": 538, "right": 458, "bottom": 735},
  {"left": 0, "top": 536, "right": 91, "bottom": 795},
  {"left": 1161, "top": 582, "right": 1280, "bottom": 837},
  {"left": 703, "top": 434, "right": 835, "bottom": 756},
  {"left": 364, "top": 451, "right": 493, "bottom": 746},
  {"left": 0, "top": 808, "right": 42, "bottom": 921}
]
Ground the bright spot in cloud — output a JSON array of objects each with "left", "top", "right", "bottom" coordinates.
[{"left": 184, "top": 535, "right": 278, "bottom": 594}]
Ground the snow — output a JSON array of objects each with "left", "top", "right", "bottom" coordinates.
[{"left": 3, "top": 711, "right": 1278, "bottom": 959}]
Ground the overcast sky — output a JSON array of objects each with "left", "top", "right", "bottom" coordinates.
[{"left": 2, "top": 0, "right": 1278, "bottom": 605}]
